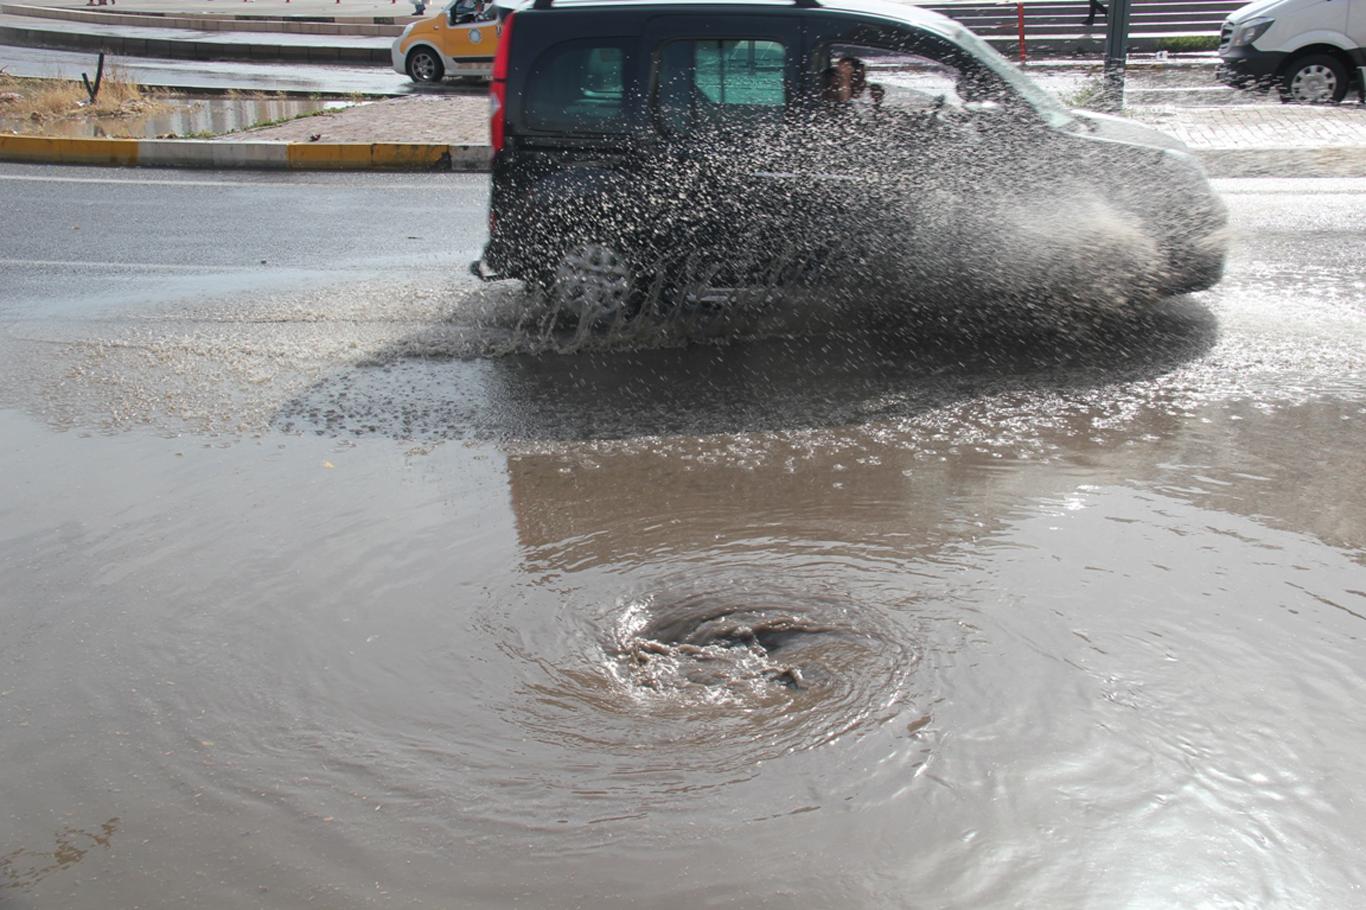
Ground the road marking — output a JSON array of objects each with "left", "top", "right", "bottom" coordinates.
[
  {"left": 0, "top": 173, "right": 483, "bottom": 190},
  {"left": 0, "top": 258, "right": 262, "bottom": 271},
  {"left": 1213, "top": 178, "right": 1366, "bottom": 194}
]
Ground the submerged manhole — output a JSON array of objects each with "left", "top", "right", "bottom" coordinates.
[{"left": 620, "top": 603, "right": 839, "bottom": 695}]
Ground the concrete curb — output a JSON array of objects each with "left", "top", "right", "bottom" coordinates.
[
  {"left": 0, "top": 22, "right": 391, "bottom": 63},
  {"left": 1, "top": 3, "right": 410, "bottom": 36},
  {"left": 2, "top": 134, "right": 1363, "bottom": 176},
  {"left": 0, "top": 4, "right": 1222, "bottom": 64},
  {"left": 0, "top": 24, "right": 1212, "bottom": 65},
  {"left": 1198, "top": 147, "right": 1366, "bottom": 178},
  {"left": 0, "top": 135, "right": 490, "bottom": 170}
]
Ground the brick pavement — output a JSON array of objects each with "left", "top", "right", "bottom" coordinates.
[
  {"left": 1129, "top": 103, "right": 1366, "bottom": 149},
  {"left": 215, "top": 92, "right": 488, "bottom": 143}
]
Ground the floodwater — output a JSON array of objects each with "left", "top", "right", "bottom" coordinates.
[{"left": 2, "top": 179, "right": 1365, "bottom": 908}]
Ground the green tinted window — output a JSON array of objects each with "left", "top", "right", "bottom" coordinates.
[
  {"left": 525, "top": 43, "right": 627, "bottom": 133},
  {"left": 657, "top": 39, "right": 786, "bottom": 133}
]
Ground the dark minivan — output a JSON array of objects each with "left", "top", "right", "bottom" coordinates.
[{"left": 474, "top": 0, "right": 1228, "bottom": 323}]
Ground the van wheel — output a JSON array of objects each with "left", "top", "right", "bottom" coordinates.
[
  {"left": 542, "top": 242, "right": 642, "bottom": 331},
  {"left": 1279, "top": 54, "right": 1348, "bottom": 104},
  {"left": 407, "top": 48, "right": 445, "bottom": 84}
]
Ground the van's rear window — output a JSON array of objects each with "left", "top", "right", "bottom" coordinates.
[
  {"left": 655, "top": 39, "right": 787, "bottom": 134},
  {"left": 524, "top": 41, "right": 629, "bottom": 133}
]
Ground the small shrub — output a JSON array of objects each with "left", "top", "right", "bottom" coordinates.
[
  {"left": 1154, "top": 35, "right": 1221, "bottom": 53},
  {"left": 0, "top": 67, "right": 159, "bottom": 118}
]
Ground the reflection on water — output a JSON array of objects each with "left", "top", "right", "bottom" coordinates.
[
  {"left": 1, "top": 387, "right": 1363, "bottom": 907},
  {"left": 279, "top": 302, "right": 1220, "bottom": 442},
  {"left": 0, "top": 95, "right": 350, "bottom": 140}
]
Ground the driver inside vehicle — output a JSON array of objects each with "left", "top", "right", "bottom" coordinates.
[
  {"left": 824, "top": 43, "right": 1011, "bottom": 121},
  {"left": 837, "top": 56, "right": 887, "bottom": 110},
  {"left": 451, "top": 0, "right": 495, "bottom": 23}
]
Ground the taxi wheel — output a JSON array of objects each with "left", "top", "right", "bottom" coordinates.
[{"left": 407, "top": 48, "right": 445, "bottom": 84}]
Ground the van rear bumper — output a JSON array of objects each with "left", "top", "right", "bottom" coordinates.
[{"left": 469, "top": 259, "right": 503, "bottom": 282}]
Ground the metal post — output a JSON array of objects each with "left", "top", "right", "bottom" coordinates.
[
  {"left": 1016, "top": 1, "right": 1027, "bottom": 64},
  {"left": 81, "top": 52, "right": 105, "bottom": 104},
  {"left": 1102, "top": 0, "right": 1132, "bottom": 111}
]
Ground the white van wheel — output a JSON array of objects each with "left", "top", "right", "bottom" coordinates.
[
  {"left": 1280, "top": 54, "right": 1349, "bottom": 104},
  {"left": 407, "top": 48, "right": 445, "bottom": 84}
]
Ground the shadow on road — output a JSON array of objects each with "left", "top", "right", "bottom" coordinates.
[{"left": 271, "top": 287, "right": 1220, "bottom": 445}]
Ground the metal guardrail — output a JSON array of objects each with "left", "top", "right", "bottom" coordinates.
[{"left": 927, "top": 0, "right": 1242, "bottom": 38}]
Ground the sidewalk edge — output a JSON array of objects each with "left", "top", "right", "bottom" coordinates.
[
  {"left": 1, "top": 135, "right": 1362, "bottom": 176},
  {"left": 0, "top": 136, "right": 491, "bottom": 170}
]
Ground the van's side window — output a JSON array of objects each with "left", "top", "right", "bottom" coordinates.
[
  {"left": 655, "top": 38, "right": 787, "bottom": 133},
  {"left": 524, "top": 41, "right": 630, "bottom": 133}
]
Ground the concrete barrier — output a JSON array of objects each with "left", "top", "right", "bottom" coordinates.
[
  {"left": 1, "top": 134, "right": 1359, "bottom": 176},
  {"left": 0, "top": 135, "right": 491, "bottom": 170},
  {"left": 1198, "top": 147, "right": 1366, "bottom": 178},
  {"left": 0, "top": 135, "right": 141, "bottom": 166},
  {"left": 0, "top": 22, "right": 393, "bottom": 64},
  {"left": 0, "top": 3, "right": 410, "bottom": 37}
]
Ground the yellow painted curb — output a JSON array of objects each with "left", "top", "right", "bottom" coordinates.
[
  {"left": 285, "top": 143, "right": 373, "bottom": 170},
  {"left": 0, "top": 135, "right": 139, "bottom": 166},
  {"left": 369, "top": 143, "right": 453, "bottom": 169},
  {"left": 0, "top": 135, "right": 493, "bottom": 171},
  {"left": 285, "top": 143, "right": 454, "bottom": 170}
]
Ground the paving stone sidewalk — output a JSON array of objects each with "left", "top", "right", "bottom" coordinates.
[
  {"left": 1129, "top": 103, "right": 1366, "bottom": 149},
  {"left": 214, "top": 92, "right": 488, "bottom": 144},
  {"left": 221, "top": 91, "right": 1366, "bottom": 154}
]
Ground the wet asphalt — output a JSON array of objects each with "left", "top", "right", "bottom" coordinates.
[{"left": 0, "top": 163, "right": 487, "bottom": 312}]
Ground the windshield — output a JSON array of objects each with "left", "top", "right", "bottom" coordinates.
[{"left": 941, "top": 23, "right": 1078, "bottom": 130}]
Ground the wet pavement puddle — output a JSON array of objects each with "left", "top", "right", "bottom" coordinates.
[{"left": 1, "top": 184, "right": 1364, "bottom": 908}]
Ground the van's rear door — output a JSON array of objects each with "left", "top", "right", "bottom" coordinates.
[{"left": 640, "top": 14, "right": 808, "bottom": 286}]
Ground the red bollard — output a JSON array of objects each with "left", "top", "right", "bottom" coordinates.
[{"left": 1016, "top": 1, "right": 1027, "bottom": 63}]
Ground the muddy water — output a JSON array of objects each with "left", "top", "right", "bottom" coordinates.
[{"left": 2, "top": 183, "right": 1365, "bottom": 908}]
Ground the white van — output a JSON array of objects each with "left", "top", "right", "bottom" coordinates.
[{"left": 1217, "top": 0, "right": 1366, "bottom": 102}]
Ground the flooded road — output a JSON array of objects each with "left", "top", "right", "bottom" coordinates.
[{"left": 2, "top": 171, "right": 1364, "bottom": 908}]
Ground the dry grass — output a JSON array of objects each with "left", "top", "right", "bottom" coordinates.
[
  {"left": 0, "top": 65, "right": 166, "bottom": 127},
  {"left": 223, "top": 89, "right": 285, "bottom": 101}
]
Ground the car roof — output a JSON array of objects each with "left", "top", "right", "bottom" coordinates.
[{"left": 492, "top": 0, "right": 963, "bottom": 42}]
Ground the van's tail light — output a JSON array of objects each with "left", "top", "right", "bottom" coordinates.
[{"left": 490, "top": 12, "right": 515, "bottom": 153}]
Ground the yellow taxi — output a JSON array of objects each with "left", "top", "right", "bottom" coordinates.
[{"left": 391, "top": 0, "right": 502, "bottom": 83}]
